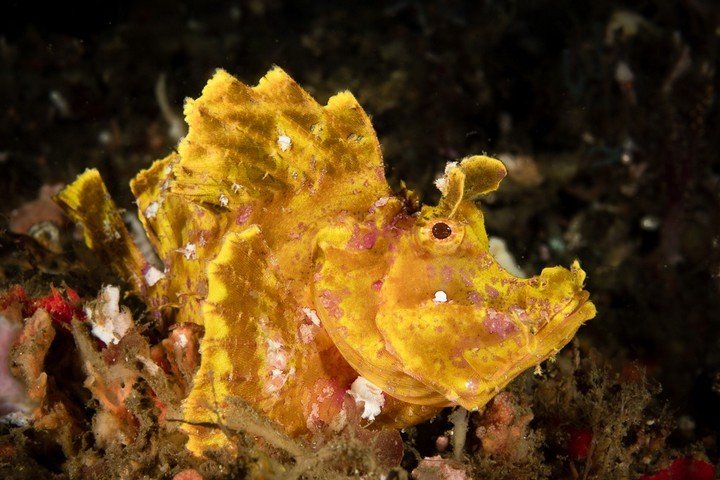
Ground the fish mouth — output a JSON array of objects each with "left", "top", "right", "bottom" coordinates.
[
  {"left": 461, "top": 289, "right": 595, "bottom": 398},
  {"left": 372, "top": 262, "right": 596, "bottom": 409}
]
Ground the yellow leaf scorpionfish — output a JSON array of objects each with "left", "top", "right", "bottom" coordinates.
[{"left": 56, "top": 67, "right": 596, "bottom": 455}]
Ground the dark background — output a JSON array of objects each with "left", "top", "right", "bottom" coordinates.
[{"left": 2, "top": 0, "right": 719, "bottom": 445}]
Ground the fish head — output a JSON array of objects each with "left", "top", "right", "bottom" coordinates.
[{"left": 314, "top": 156, "right": 596, "bottom": 409}]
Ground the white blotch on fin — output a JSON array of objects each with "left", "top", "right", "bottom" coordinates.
[
  {"left": 302, "top": 307, "right": 321, "bottom": 326},
  {"left": 144, "top": 266, "right": 165, "bottom": 286},
  {"left": 145, "top": 201, "right": 161, "bottom": 219},
  {"left": 177, "top": 243, "right": 197, "bottom": 260},
  {"left": 277, "top": 134, "right": 292, "bottom": 152},
  {"left": 433, "top": 290, "right": 448, "bottom": 303}
]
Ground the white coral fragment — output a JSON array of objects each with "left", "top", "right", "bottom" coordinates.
[
  {"left": 85, "top": 285, "right": 133, "bottom": 345},
  {"left": 143, "top": 266, "right": 165, "bottom": 287},
  {"left": 348, "top": 376, "right": 385, "bottom": 422}
]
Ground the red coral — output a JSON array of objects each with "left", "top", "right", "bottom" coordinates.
[
  {"left": 640, "top": 457, "right": 715, "bottom": 480},
  {"left": 566, "top": 427, "right": 593, "bottom": 460},
  {"left": 0, "top": 285, "right": 84, "bottom": 325},
  {"left": 33, "top": 287, "right": 85, "bottom": 325}
]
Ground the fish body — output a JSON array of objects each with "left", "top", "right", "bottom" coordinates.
[{"left": 56, "top": 68, "right": 595, "bottom": 455}]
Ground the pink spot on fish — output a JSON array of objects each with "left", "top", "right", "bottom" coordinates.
[
  {"left": 320, "top": 290, "right": 344, "bottom": 319},
  {"left": 484, "top": 308, "right": 517, "bottom": 339},
  {"left": 441, "top": 266, "right": 453, "bottom": 283},
  {"left": 371, "top": 280, "right": 383, "bottom": 291},
  {"left": 459, "top": 268, "right": 474, "bottom": 287},
  {"left": 289, "top": 222, "right": 308, "bottom": 240},
  {"left": 467, "top": 290, "right": 483, "bottom": 305},
  {"left": 510, "top": 306, "right": 530, "bottom": 324},
  {"left": 299, "top": 324, "right": 317, "bottom": 344},
  {"left": 485, "top": 285, "right": 499, "bottom": 298},
  {"left": 477, "top": 254, "right": 493, "bottom": 269},
  {"left": 235, "top": 205, "right": 253, "bottom": 225},
  {"left": 347, "top": 225, "right": 377, "bottom": 250},
  {"left": 369, "top": 196, "right": 390, "bottom": 213},
  {"left": 375, "top": 167, "right": 385, "bottom": 180}
]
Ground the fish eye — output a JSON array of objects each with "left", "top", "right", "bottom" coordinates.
[
  {"left": 415, "top": 218, "right": 465, "bottom": 255},
  {"left": 432, "top": 222, "right": 453, "bottom": 240}
]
